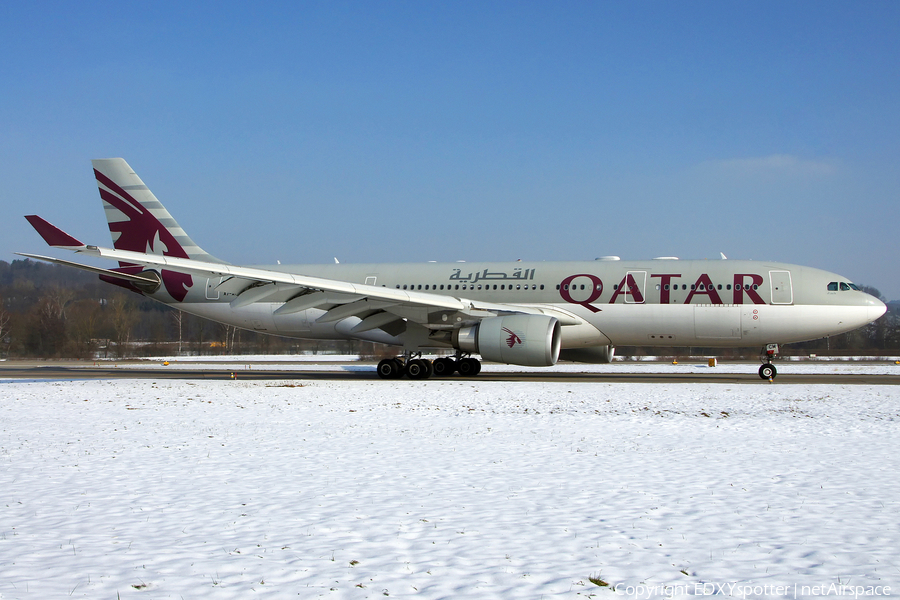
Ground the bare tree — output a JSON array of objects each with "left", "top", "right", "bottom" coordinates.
[
  {"left": 67, "top": 299, "right": 103, "bottom": 358},
  {"left": 44, "top": 285, "right": 75, "bottom": 320},
  {"left": 0, "top": 297, "right": 10, "bottom": 358},
  {"left": 219, "top": 323, "right": 238, "bottom": 354},
  {"left": 171, "top": 310, "right": 184, "bottom": 356},
  {"left": 110, "top": 296, "right": 138, "bottom": 358}
]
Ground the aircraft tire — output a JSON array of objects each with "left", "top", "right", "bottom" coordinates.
[
  {"left": 759, "top": 364, "right": 777, "bottom": 379},
  {"left": 406, "top": 358, "right": 433, "bottom": 380},
  {"left": 432, "top": 357, "right": 456, "bottom": 377},
  {"left": 457, "top": 357, "right": 481, "bottom": 377},
  {"left": 390, "top": 358, "right": 405, "bottom": 379},
  {"left": 377, "top": 358, "right": 401, "bottom": 379}
]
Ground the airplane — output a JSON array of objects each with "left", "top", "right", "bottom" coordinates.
[{"left": 19, "top": 158, "right": 886, "bottom": 380}]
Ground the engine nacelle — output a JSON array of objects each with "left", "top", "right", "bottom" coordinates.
[
  {"left": 453, "top": 315, "right": 561, "bottom": 367},
  {"left": 558, "top": 345, "right": 616, "bottom": 364}
]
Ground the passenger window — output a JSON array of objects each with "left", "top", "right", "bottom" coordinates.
[
  {"left": 726, "top": 284, "right": 731, "bottom": 290},
  {"left": 424, "top": 285, "right": 429, "bottom": 290},
  {"left": 717, "top": 284, "right": 722, "bottom": 290},
  {"left": 540, "top": 284, "right": 545, "bottom": 290},
  {"left": 840, "top": 282, "right": 850, "bottom": 291}
]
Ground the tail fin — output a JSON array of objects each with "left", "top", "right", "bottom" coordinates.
[
  {"left": 24, "top": 215, "right": 85, "bottom": 249},
  {"left": 91, "top": 158, "right": 223, "bottom": 264}
]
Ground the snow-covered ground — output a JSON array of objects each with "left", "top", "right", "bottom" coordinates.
[{"left": 1, "top": 370, "right": 898, "bottom": 599}]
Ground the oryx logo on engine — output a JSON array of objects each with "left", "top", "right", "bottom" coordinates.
[{"left": 502, "top": 327, "right": 523, "bottom": 348}]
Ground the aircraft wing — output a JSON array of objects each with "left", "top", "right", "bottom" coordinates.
[{"left": 18, "top": 243, "right": 581, "bottom": 328}]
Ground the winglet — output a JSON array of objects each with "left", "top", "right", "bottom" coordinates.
[{"left": 24, "top": 215, "right": 85, "bottom": 249}]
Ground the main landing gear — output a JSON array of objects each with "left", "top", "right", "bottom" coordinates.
[
  {"left": 376, "top": 352, "right": 481, "bottom": 380},
  {"left": 758, "top": 343, "right": 779, "bottom": 380}
]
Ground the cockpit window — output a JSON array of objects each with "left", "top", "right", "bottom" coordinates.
[
  {"left": 840, "top": 282, "right": 851, "bottom": 291},
  {"left": 827, "top": 282, "right": 838, "bottom": 291},
  {"left": 849, "top": 283, "right": 860, "bottom": 291}
]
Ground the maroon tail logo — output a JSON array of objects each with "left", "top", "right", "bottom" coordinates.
[
  {"left": 95, "top": 169, "right": 193, "bottom": 302},
  {"left": 502, "top": 327, "right": 523, "bottom": 348}
]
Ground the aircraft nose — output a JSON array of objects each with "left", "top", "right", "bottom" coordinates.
[{"left": 868, "top": 297, "right": 887, "bottom": 322}]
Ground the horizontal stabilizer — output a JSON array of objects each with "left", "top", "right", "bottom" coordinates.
[
  {"left": 15, "top": 253, "right": 161, "bottom": 289},
  {"left": 24, "top": 216, "right": 84, "bottom": 249}
]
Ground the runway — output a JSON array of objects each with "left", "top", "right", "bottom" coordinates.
[{"left": 2, "top": 361, "right": 899, "bottom": 385}]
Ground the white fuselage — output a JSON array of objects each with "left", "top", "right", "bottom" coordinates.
[{"left": 167, "top": 258, "right": 885, "bottom": 350}]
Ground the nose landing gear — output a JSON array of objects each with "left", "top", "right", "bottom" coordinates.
[{"left": 758, "top": 344, "right": 779, "bottom": 380}]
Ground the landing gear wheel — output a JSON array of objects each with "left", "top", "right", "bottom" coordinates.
[
  {"left": 457, "top": 357, "right": 482, "bottom": 377},
  {"left": 390, "top": 358, "right": 405, "bottom": 378},
  {"left": 377, "top": 358, "right": 405, "bottom": 380},
  {"left": 432, "top": 357, "right": 456, "bottom": 377},
  {"left": 406, "top": 358, "right": 433, "bottom": 380},
  {"left": 759, "top": 364, "right": 777, "bottom": 380}
]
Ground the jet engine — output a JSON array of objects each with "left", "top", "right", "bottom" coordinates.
[{"left": 452, "top": 315, "right": 561, "bottom": 367}]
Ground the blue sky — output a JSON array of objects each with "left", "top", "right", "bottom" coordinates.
[{"left": 3, "top": 1, "right": 899, "bottom": 299}]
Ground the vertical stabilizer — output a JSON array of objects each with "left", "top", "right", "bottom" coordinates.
[
  {"left": 92, "top": 158, "right": 223, "bottom": 264},
  {"left": 92, "top": 158, "right": 225, "bottom": 302}
]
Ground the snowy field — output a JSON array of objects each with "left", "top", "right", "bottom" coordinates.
[{"left": 1, "top": 369, "right": 899, "bottom": 599}]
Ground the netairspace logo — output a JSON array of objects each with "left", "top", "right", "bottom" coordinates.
[{"left": 612, "top": 582, "right": 892, "bottom": 599}]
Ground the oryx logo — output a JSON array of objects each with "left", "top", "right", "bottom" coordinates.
[
  {"left": 94, "top": 168, "right": 193, "bottom": 302},
  {"left": 502, "top": 327, "right": 523, "bottom": 348}
]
